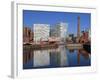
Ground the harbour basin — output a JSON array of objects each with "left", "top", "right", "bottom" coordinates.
[{"left": 23, "top": 45, "right": 91, "bottom": 69}]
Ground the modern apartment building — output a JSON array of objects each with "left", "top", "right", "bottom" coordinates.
[
  {"left": 33, "top": 24, "right": 50, "bottom": 43},
  {"left": 51, "top": 22, "right": 68, "bottom": 42}
]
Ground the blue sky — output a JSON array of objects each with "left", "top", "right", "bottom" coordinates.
[{"left": 23, "top": 10, "right": 91, "bottom": 35}]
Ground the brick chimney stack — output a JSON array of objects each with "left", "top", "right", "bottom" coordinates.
[{"left": 77, "top": 16, "right": 80, "bottom": 38}]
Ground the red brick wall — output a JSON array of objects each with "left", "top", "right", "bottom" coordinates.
[{"left": 23, "top": 27, "right": 33, "bottom": 43}]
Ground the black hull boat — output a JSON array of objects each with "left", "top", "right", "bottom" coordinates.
[{"left": 83, "top": 44, "right": 91, "bottom": 53}]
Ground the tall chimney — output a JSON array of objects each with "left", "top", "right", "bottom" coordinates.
[{"left": 77, "top": 16, "right": 80, "bottom": 38}]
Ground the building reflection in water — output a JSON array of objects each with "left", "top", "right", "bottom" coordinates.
[
  {"left": 23, "top": 45, "right": 91, "bottom": 69},
  {"left": 77, "top": 49, "right": 90, "bottom": 65},
  {"left": 50, "top": 45, "right": 68, "bottom": 67},
  {"left": 33, "top": 50, "right": 50, "bottom": 67},
  {"left": 59, "top": 46, "right": 68, "bottom": 67}
]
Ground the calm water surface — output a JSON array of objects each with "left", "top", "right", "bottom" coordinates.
[{"left": 23, "top": 45, "right": 91, "bottom": 69}]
